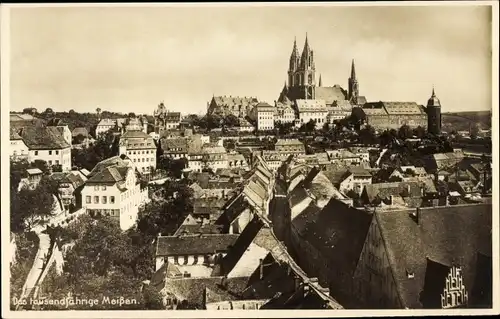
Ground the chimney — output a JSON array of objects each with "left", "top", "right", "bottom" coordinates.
[
  {"left": 259, "top": 258, "right": 264, "bottom": 280},
  {"left": 389, "top": 195, "right": 394, "bottom": 206},
  {"left": 407, "top": 184, "right": 411, "bottom": 196}
]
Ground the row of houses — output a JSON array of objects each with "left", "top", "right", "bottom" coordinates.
[
  {"left": 271, "top": 156, "right": 492, "bottom": 309},
  {"left": 147, "top": 156, "right": 342, "bottom": 310}
]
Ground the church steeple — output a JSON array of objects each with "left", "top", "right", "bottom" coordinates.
[
  {"left": 351, "top": 59, "right": 356, "bottom": 79},
  {"left": 348, "top": 59, "right": 359, "bottom": 104}
]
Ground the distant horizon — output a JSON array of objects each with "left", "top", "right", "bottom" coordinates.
[{"left": 8, "top": 4, "right": 493, "bottom": 114}]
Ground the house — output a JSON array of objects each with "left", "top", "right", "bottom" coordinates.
[
  {"left": 160, "top": 137, "right": 189, "bottom": 159},
  {"left": 326, "top": 149, "right": 362, "bottom": 166},
  {"left": 119, "top": 130, "right": 157, "bottom": 175},
  {"left": 289, "top": 198, "right": 373, "bottom": 308},
  {"left": 17, "top": 168, "right": 44, "bottom": 191},
  {"left": 235, "top": 118, "right": 255, "bottom": 133},
  {"left": 81, "top": 155, "right": 148, "bottom": 230},
  {"left": 95, "top": 118, "right": 121, "bottom": 137},
  {"left": 227, "top": 153, "right": 248, "bottom": 170},
  {"left": 253, "top": 102, "right": 275, "bottom": 131},
  {"left": 348, "top": 147, "right": 371, "bottom": 163},
  {"left": 10, "top": 128, "right": 29, "bottom": 161},
  {"left": 154, "top": 234, "right": 239, "bottom": 272},
  {"left": 338, "top": 166, "right": 373, "bottom": 196},
  {"left": 427, "top": 149, "right": 465, "bottom": 171},
  {"left": 294, "top": 99, "right": 328, "bottom": 129},
  {"left": 47, "top": 118, "right": 72, "bottom": 146},
  {"left": 274, "top": 102, "right": 296, "bottom": 124},
  {"left": 71, "top": 127, "right": 91, "bottom": 145},
  {"left": 261, "top": 151, "right": 289, "bottom": 172},
  {"left": 50, "top": 171, "right": 86, "bottom": 211},
  {"left": 14, "top": 126, "right": 72, "bottom": 172},
  {"left": 124, "top": 116, "right": 148, "bottom": 133},
  {"left": 360, "top": 181, "right": 425, "bottom": 209},
  {"left": 389, "top": 166, "right": 429, "bottom": 181},
  {"left": 154, "top": 102, "right": 181, "bottom": 134},
  {"left": 274, "top": 139, "right": 305, "bottom": 155},
  {"left": 353, "top": 201, "right": 492, "bottom": 308},
  {"left": 173, "top": 214, "right": 224, "bottom": 236},
  {"left": 207, "top": 95, "right": 259, "bottom": 118},
  {"left": 200, "top": 144, "right": 229, "bottom": 172}
]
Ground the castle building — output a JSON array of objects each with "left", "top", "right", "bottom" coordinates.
[
  {"left": 426, "top": 88, "right": 442, "bottom": 135},
  {"left": 207, "top": 95, "right": 259, "bottom": 118},
  {"left": 154, "top": 102, "right": 182, "bottom": 135}
]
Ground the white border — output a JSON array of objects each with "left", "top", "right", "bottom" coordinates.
[{"left": 1, "top": 1, "right": 499, "bottom": 318}]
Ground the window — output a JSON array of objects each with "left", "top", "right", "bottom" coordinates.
[
  {"left": 56, "top": 150, "right": 59, "bottom": 155},
  {"left": 110, "top": 196, "right": 115, "bottom": 204},
  {"left": 102, "top": 185, "right": 107, "bottom": 191},
  {"left": 86, "top": 196, "right": 91, "bottom": 204},
  {"left": 94, "top": 186, "right": 99, "bottom": 191},
  {"left": 94, "top": 196, "right": 99, "bottom": 204},
  {"left": 102, "top": 196, "right": 107, "bottom": 204},
  {"left": 55, "top": 160, "right": 60, "bottom": 165},
  {"left": 48, "top": 160, "right": 53, "bottom": 165},
  {"left": 49, "top": 151, "right": 52, "bottom": 155}
]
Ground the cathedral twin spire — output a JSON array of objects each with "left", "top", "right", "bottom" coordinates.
[{"left": 289, "top": 34, "right": 314, "bottom": 72}]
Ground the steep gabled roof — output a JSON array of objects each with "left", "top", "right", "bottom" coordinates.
[
  {"left": 376, "top": 202, "right": 492, "bottom": 308},
  {"left": 18, "top": 126, "right": 70, "bottom": 150}
]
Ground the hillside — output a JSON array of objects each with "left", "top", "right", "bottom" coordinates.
[{"left": 441, "top": 110, "right": 491, "bottom": 132}]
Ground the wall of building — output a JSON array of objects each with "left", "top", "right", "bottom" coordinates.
[
  {"left": 29, "top": 147, "right": 71, "bottom": 172},
  {"left": 352, "top": 217, "right": 403, "bottom": 309},
  {"left": 257, "top": 111, "right": 275, "bottom": 131},
  {"left": 10, "top": 140, "right": 29, "bottom": 160},
  {"left": 119, "top": 146, "right": 157, "bottom": 174}
]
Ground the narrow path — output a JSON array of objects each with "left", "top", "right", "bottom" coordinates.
[{"left": 21, "top": 232, "right": 50, "bottom": 295}]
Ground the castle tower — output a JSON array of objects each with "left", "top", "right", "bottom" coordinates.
[
  {"left": 426, "top": 87, "right": 442, "bottom": 135},
  {"left": 348, "top": 59, "right": 359, "bottom": 104}
]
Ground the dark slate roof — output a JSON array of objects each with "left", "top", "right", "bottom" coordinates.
[
  {"left": 215, "top": 193, "right": 249, "bottom": 231},
  {"left": 18, "top": 126, "right": 70, "bottom": 150},
  {"left": 174, "top": 223, "right": 223, "bottom": 236},
  {"left": 291, "top": 198, "right": 373, "bottom": 289},
  {"left": 376, "top": 202, "right": 492, "bottom": 309},
  {"left": 50, "top": 172, "right": 85, "bottom": 189},
  {"left": 156, "top": 234, "right": 239, "bottom": 256},
  {"left": 242, "top": 253, "right": 296, "bottom": 300}
]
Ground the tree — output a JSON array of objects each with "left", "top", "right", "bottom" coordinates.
[
  {"left": 223, "top": 114, "right": 239, "bottom": 128},
  {"left": 129, "top": 112, "right": 137, "bottom": 118},
  {"left": 11, "top": 181, "right": 56, "bottom": 232},
  {"left": 398, "top": 124, "right": 412, "bottom": 140},
  {"left": 73, "top": 134, "right": 86, "bottom": 145},
  {"left": 413, "top": 126, "right": 426, "bottom": 139},
  {"left": 44, "top": 108, "right": 54, "bottom": 115},
  {"left": 350, "top": 107, "right": 366, "bottom": 129},
  {"left": 96, "top": 107, "right": 101, "bottom": 119},
  {"left": 358, "top": 125, "right": 377, "bottom": 145}
]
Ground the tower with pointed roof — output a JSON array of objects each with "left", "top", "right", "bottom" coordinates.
[
  {"left": 426, "top": 87, "right": 442, "bottom": 135},
  {"left": 285, "top": 34, "right": 316, "bottom": 101},
  {"left": 348, "top": 59, "right": 359, "bottom": 104}
]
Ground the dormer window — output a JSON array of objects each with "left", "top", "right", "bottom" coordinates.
[{"left": 406, "top": 270, "right": 415, "bottom": 279}]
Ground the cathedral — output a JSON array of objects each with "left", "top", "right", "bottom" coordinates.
[
  {"left": 277, "top": 35, "right": 366, "bottom": 107},
  {"left": 276, "top": 35, "right": 442, "bottom": 133}
]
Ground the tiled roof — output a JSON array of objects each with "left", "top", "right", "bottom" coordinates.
[
  {"left": 156, "top": 234, "right": 239, "bottom": 256},
  {"left": 86, "top": 156, "right": 132, "bottom": 184},
  {"left": 381, "top": 102, "right": 426, "bottom": 115},
  {"left": 275, "top": 139, "right": 303, "bottom": 146},
  {"left": 295, "top": 99, "right": 327, "bottom": 110},
  {"left": 160, "top": 137, "right": 188, "bottom": 153},
  {"left": 159, "top": 276, "right": 250, "bottom": 309},
  {"left": 363, "top": 181, "right": 423, "bottom": 203},
  {"left": 362, "top": 102, "right": 389, "bottom": 115},
  {"left": 10, "top": 113, "right": 35, "bottom": 121},
  {"left": 376, "top": 202, "right": 492, "bottom": 308},
  {"left": 314, "top": 86, "right": 348, "bottom": 105},
  {"left": 10, "top": 128, "right": 23, "bottom": 140},
  {"left": 18, "top": 126, "right": 70, "bottom": 150},
  {"left": 213, "top": 96, "right": 259, "bottom": 108}
]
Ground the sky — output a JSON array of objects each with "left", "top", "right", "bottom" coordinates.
[{"left": 8, "top": 4, "right": 493, "bottom": 115}]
